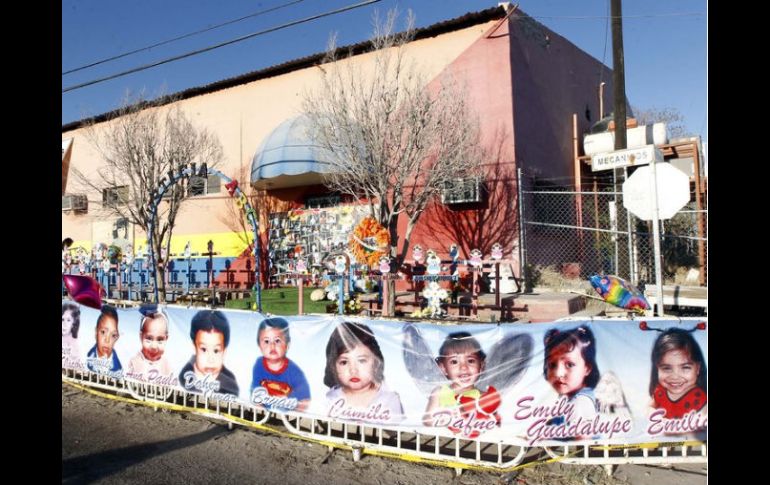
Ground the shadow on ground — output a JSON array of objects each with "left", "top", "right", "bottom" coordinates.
[{"left": 62, "top": 426, "right": 227, "bottom": 484}]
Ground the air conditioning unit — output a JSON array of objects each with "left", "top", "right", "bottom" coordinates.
[
  {"left": 583, "top": 123, "right": 667, "bottom": 156},
  {"left": 62, "top": 194, "right": 88, "bottom": 212},
  {"left": 441, "top": 177, "right": 483, "bottom": 205}
]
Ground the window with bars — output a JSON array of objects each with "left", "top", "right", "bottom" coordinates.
[
  {"left": 188, "top": 175, "right": 221, "bottom": 196},
  {"left": 305, "top": 194, "right": 341, "bottom": 208},
  {"left": 102, "top": 186, "right": 129, "bottom": 207},
  {"left": 441, "top": 177, "right": 483, "bottom": 205}
]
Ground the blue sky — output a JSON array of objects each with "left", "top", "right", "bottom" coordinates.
[{"left": 62, "top": 0, "right": 707, "bottom": 142}]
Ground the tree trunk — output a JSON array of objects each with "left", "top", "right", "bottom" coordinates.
[
  {"left": 386, "top": 279, "right": 396, "bottom": 317},
  {"left": 157, "top": 265, "right": 167, "bottom": 303},
  {"left": 383, "top": 243, "right": 397, "bottom": 317},
  {"left": 398, "top": 219, "right": 418, "bottom": 263}
]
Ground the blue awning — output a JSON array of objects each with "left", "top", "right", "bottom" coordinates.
[{"left": 250, "top": 115, "right": 335, "bottom": 189}]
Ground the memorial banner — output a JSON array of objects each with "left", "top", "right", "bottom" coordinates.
[{"left": 61, "top": 301, "right": 707, "bottom": 445}]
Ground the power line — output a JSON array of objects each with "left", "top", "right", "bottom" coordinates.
[
  {"left": 63, "top": 0, "right": 307, "bottom": 76},
  {"left": 62, "top": 0, "right": 381, "bottom": 94}
]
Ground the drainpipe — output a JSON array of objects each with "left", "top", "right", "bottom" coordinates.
[
  {"left": 573, "top": 114, "right": 584, "bottom": 266},
  {"left": 599, "top": 82, "right": 606, "bottom": 119}
]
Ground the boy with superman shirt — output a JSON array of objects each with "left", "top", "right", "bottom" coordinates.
[{"left": 250, "top": 317, "right": 310, "bottom": 412}]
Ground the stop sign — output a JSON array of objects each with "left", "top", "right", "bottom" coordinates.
[{"left": 622, "top": 163, "right": 691, "bottom": 220}]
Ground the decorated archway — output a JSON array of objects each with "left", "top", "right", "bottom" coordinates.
[{"left": 146, "top": 163, "right": 262, "bottom": 311}]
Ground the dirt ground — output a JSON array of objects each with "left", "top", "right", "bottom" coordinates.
[{"left": 62, "top": 382, "right": 707, "bottom": 485}]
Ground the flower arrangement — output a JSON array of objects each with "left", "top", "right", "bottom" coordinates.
[
  {"left": 347, "top": 297, "right": 362, "bottom": 314},
  {"left": 349, "top": 216, "right": 389, "bottom": 268},
  {"left": 327, "top": 294, "right": 362, "bottom": 315},
  {"left": 410, "top": 307, "right": 435, "bottom": 318},
  {"left": 421, "top": 282, "right": 449, "bottom": 318}
]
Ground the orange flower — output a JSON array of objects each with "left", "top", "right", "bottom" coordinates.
[{"left": 349, "top": 217, "right": 390, "bottom": 267}]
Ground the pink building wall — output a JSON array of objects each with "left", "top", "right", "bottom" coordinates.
[
  {"left": 62, "top": 6, "right": 614, "bottom": 290},
  {"left": 408, "top": 14, "right": 518, "bottom": 273},
  {"left": 404, "top": 12, "right": 613, "bottom": 284},
  {"left": 508, "top": 13, "right": 613, "bottom": 180}
]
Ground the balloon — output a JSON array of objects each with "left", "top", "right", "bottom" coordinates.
[
  {"left": 62, "top": 274, "right": 105, "bottom": 309},
  {"left": 589, "top": 274, "right": 650, "bottom": 311}
]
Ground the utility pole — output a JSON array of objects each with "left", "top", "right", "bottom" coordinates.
[
  {"left": 608, "top": 0, "right": 628, "bottom": 277},
  {"left": 611, "top": 0, "right": 627, "bottom": 150},
  {"left": 611, "top": 0, "right": 663, "bottom": 315}
]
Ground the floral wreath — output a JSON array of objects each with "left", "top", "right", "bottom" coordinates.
[{"left": 349, "top": 216, "right": 390, "bottom": 267}]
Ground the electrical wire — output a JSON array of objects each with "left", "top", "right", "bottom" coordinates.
[
  {"left": 63, "top": 0, "right": 308, "bottom": 75},
  {"left": 599, "top": 0, "right": 610, "bottom": 88},
  {"left": 63, "top": 0, "right": 381, "bottom": 94}
]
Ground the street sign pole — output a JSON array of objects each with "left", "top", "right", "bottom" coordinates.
[
  {"left": 649, "top": 157, "right": 664, "bottom": 316},
  {"left": 621, "top": 148, "right": 690, "bottom": 316}
]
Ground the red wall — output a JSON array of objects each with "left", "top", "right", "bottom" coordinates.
[{"left": 407, "top": 16, "right": 520, "bottom": 275}]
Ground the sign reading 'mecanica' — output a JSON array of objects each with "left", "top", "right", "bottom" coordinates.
[{"left": 591, "top": 145, "right": 663, "bottom": 172}]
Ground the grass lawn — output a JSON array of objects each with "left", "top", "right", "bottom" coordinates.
[{"left": 224, "top": 286, "right": 331, "bottom": 314}]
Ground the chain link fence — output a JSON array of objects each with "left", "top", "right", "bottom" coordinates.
[{"left": 519, "top": 170, "right": 707, "bottom": 290}]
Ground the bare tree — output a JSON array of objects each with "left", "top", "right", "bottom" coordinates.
[
  {"left": 303, "top": 11, "right": 483, "bottom": 313},
  {"left": 631, "top": 105, "right": 688, "bottom": 139},
  {"left": 73, "top": 94, "right": 223, "bottom": 302}
]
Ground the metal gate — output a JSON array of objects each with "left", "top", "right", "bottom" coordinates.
[{"left": 62, "top": 363, "right": 707, "bottom": 475}]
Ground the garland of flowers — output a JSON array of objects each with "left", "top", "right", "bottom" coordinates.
[{"left": 349, "top": 216, "right": 390, "bottom": 268}]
